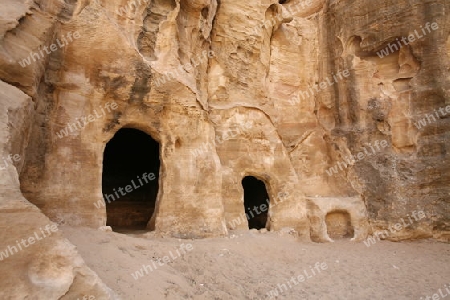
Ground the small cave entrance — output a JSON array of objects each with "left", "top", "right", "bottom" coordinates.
[
  {"left": 325, "top": 210, "right": 354, "bottom": 239},
  {"left": 102, "top": 128, "right": 160, "bottom": 232},
  {"left": 241, "top": 176, "right": 270, "bottom": 230}
]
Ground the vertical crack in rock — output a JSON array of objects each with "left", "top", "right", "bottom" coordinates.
[{"left": 138, "top": 0, "right": 176, "bottom": 61}]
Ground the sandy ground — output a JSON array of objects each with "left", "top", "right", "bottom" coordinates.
[{"left": 61, "top": 226, "right": 450, "bottom": 300}]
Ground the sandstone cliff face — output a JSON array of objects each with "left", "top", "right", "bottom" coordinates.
[
  {"left": 324, "top": 0, "right": 450, "bottom": 241},
  {"left": 0, "top": 80, "right": 117, "bottom": 299},
  {"left": 0, "top": 0, "right": 448, "bottom": 249}
]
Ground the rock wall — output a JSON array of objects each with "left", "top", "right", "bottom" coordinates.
[
  {"left": 0, "top": 80, "right": 117, "bottom": 299},
  {"left": 0, "top": 0, "right": 448, "bottom": 243},
  {"left": 323, "top": 0, "right": 450, "bottom": 241}
]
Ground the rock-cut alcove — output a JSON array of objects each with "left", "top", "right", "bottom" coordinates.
[
  {"left": 325, "top": 210, "right": 354, "bottom": 239},
  {"left": 242, "top": 176, "right": 270, "bottom": 230},
  {"left": 102, "top": 128, "right": 160, "bottom": 232}
]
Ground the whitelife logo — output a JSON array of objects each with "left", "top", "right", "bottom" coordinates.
[
  {"left": 414, "top": 104, "right": 450, "bottom": 130},
  {"left": 191, "top": 123, "right": 252, "bottom": 159},
  {"left": 222, "top": 192, "right": 289, "bottom": 229},
  {"left": 325, "top": 140, "right": 389, "bottom": 176},
  {"left": 56, "top": 102, "right": 118, "bottom": 139},
  {"left": 266, "top": 262, "right": 328, "bottom": 298},
  {"left": 363, "top": 210, "right": 426, "bottom": 247},
  {"left": 0, "top": 154, "right": 21, "bottom": 171},
  {"left": 288, "top": 69, "right": 350, "bottom": 105},
  {"left": 18, "top": 31, "right": 81, "bottom": 68},
  {"left": 420, "top": 284, "right": 450, "bottom": 300},
  {"left": 152, "top": 50, "right": 215, "bottom": 88},
  {"left": 116, "top": 0, "right": 149, "bottom": 16},
  {"left": 94, "top": 172, "right": 156, "bottom": 209},
  {"left": 0, "top": 224, "right": 58, "bottom": 261},
  {"left": 76, "top": 296, "right": 95, "bottom": 300},
  {"left": 131, "top": 244, "right": 193, "bottom": 280},
  {"left": 376, "top": 22, "right": 439, "bottom": 58}
]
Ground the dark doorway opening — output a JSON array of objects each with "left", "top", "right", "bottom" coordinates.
[
  {"left": 241, "top": 176, "right": 270, "bottom": 230},
  {"left": 102, "top": 128, "right": 160, "bottom": 231}
]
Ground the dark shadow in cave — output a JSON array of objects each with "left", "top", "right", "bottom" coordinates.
[
  {"left": 242, "top": 176, "right": 270, "bottom": 230},
  {"left": 102, "top": 128, "right": 160, "bottom": 231}
]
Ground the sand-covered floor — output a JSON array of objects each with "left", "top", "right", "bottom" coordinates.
[{"left": 61, "top": 227, "right": 450, "bottom": 300}]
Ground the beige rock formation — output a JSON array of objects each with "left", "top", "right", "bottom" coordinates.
[
  {"left": 0, "top": 0, "right": 449, "bottom": 296},
  {"left": 0, "top": 80, "right": 117, "bottom": 299},
  {"left": 1, "top": 0, "right": 449, "bottom": 238},
  {"left": 306, "top": 196, "right": 369, "bottom": 242}
]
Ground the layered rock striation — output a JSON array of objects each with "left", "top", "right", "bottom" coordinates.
[{"left": 0, "top": 0, "right": 448, "bottom": 245}]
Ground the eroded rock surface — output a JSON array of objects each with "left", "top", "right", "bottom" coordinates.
[
  {"left": 0, "top": 0, "right": 449, "bottom": 297},
  {"left": 0, "top": 80, "right": 117, "bottom": 299}
]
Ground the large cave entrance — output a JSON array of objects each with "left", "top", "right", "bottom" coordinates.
[
  {"left": 102, "top": 128, "right": 160, "bottom": 232},
  {"left": 241, "top": 176, "right": 270, "bottom": 230}
]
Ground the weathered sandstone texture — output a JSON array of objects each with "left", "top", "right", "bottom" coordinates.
[
  {"left": 0, "top": 80, "right": 117, "bottom": 299},
  {"left": 0, "top": 0, "right": 449, "bottom": 248}
]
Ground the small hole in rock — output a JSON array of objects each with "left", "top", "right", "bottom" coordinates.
[
  {"left": 201, "top": 7, "right": 208, "bottom": 19},
  {"left": 325, "top": 210, "right": 354, "bottom": 239}
]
